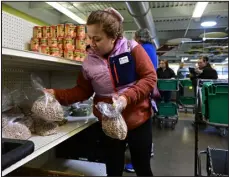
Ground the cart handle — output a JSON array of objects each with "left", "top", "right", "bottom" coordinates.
[{"left": 198, "top": 150, "right": 207, "bottom": 176}]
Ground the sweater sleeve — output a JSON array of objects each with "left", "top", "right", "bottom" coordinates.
[
  {"left": 53, "top": 70, "right": 94, "bottom": 106},
  {"left": 121, "top": 45, "right": 157, "bottom": 104}
]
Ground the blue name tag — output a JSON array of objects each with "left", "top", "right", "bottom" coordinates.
[{"left": 109, "top": 52, "right": 138, "bottom": 88}]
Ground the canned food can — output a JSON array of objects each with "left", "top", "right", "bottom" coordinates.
[
  {"left": 39, "top": 46, "right": 50, "bottom": 55},
  {"left": 40, "top": 37, "right": 48, "bottom": 46},
  {"left": 30, "top": 38, "right": 40, "bottom": 51},
  {"left": 59, "top": 49, "right": 64, "bottom": 57},
  {"left": 73, "top": 50, "right": 81, "bottom": 61},
  {"left": 33, "top": 26, "right": 42, "bottom": 38},
  {"left": 64, "top": 49, "right": 73, "bottom": 60},
  {"left": 79, "top": 51, "right": 86, "bottom": 61},
  {"left": 64, "top": 37, "right": 73, "bottom": 49},
  {"left": 76, "top": 25, "right": 86, "bottom": 39},
  {"left": 75, "top": 38, "right": 86, "bottom": 51},
  {"left": 57, "top": 24, "right": 65, "bottom": 37},
  {"left": 50, "top": 25, "right": 57, "bottom": 38},
  {"left": 57, "top": 37, "right": 64, "bottom": 49},
  {"left": 48, "top": 38, "right": 58, "bottom": 47},
  {"left": 42, "top": 26, "right": 51, "bottom": 38},
  {"left": 50, "top": 47, "right": 60, "bottom": 57},
  {"left": 65, "top": 23, "right": 75, "bottom": 37}
]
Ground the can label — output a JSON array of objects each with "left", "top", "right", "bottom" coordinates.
[
  {"left": 73, "top": 50, "right": 81, "bottom": 61},
  {"left": 57, "top": 37, "right": 64, "bottom": 49},
  {"left": 33, "top": 26, "right": 42, "bottom": 38},
  {"left": 57, "top": 24, "right": 65, "bottom": 37},
  {"left": 50, "top": 47, "right": 60, "bottom": 57},
  {"left": 76, "top": 25, "right": 86, "bottom": 39},
  {"left": 42, "top": 26, "right": 51, "bottom": 38},
  {"left": 40, "top": 37, "right": 48, "bottom": 46},
  {"left": 64, "top": 37, "right": 73, "bottom": 49},
  {"left": 48, "top": 38, "right": 58, "bottom": 47},
  {"left": 59, "top": 49, "right": 64, "bottom": 57},
  {"left": 65, "top": 23, "right": 75, "bottom": 37},
  {"left": 30, "top": 38, "right": 39, "bottom": 51},
  {"left": 50, "top": 26, "right": 57, "bottom": 38},
  {"left": 40, "top": 46, "right": 50, "bottom": 55},
  {"left": 75, "top": 39, "right": 86, "bottom": 51},
  {"left": 64, "top": 49, "right": 73, "bottom": 60},
  {"left": 79, "top": 51, "right": 86, "bottom": 61}
]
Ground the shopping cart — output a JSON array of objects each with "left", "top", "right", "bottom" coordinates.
[
  {"left": 199, "top": 80, "right": 228, "bottom": 137},
  {"left": 156, "top": 79, "right": 179, "bottom": 129},
  {"left": 178, "top": 79, "right": 196, "bottom": 114},
  {"left": 198, "top": 147, "right": 228, "bottom": 176}
]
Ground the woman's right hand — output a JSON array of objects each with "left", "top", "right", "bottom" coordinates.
[{"left": 44, "top": 89, "right": 55, "bottom": 96}]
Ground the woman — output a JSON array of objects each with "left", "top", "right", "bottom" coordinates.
[
  {"left": 156, "top": 60, "right": 175, "bottom": 102},
  {"left": 135, "top": 28, "right": 158, "bottom": 70},
  {"left": 46, "top": 8, "right": 157, "bottom": 176},
  {"left": 124, "top": 28, "right": 157, "bottom": 173}
]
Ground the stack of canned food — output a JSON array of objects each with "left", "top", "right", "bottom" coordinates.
[{"left": 30, "top": 24, "right": 87, "bottom": 62}]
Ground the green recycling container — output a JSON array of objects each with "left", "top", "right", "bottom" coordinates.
[
  {"left": 157, "top": 79, "right": 179, "bottom": 91},
  {"left": 157, "top": 102, "right": 178, "bottom": 117},
  {"left": 202, "top": 83, "right": 228, "bottom": 124}
]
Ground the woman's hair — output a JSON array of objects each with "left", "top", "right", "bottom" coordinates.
[
  {"left": 135, "top": 28, "right": 153, "bottom": 44},
  {"left": 160, "top": 59, "right": 169, "bottom": 68},
  {"left": 87, "top": 10, "right": 123, "bottom": 39}
]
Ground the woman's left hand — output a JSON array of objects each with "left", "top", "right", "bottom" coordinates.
[{"left": 112, "top": 95, "right": 127, "bottom": 113}]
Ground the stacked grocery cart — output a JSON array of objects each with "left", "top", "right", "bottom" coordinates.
[
  {"left": 155, "top": 79, "right": 179, "bottom": 129},
  {"left": 178, "top": 79, "right": 196, "bottom": 114},
  {"left": 194, "top": 79, "right": 228, "bottom": 176}
]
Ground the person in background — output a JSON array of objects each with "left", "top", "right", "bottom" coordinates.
[
  {"left": 124, "top": 28, "right": 157, "bottom": 173},
  {"left": 190, "top": 56, "right": 218, "bottom": 126},
  {"left": 156, "top": 60, "right": 176, "bottom": 102},
  {"left": 195, "top": 56, "right": 218, "bottom": 79},
  {"left": 45, "top": 8, "right": 156, "bottom": 176},
  {"left": 135, "top": 28, "right": 158, "bottom": 70},
  {"left": 177, "top": 62, "right": 188, "bottom": 79}
]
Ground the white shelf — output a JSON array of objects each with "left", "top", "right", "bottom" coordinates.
[
  {"left": 2, "top": 47, "right": 82, "bottom": 71},
  {"left": 2, "top": 116, "right": 98, "bottom": 176},
  {"left": 41, "top": 159, "right": 106, "bottom": 176}
]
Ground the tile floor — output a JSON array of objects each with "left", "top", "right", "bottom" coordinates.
[{"left": 123, "top": 112, "right": 228, "bottom": 176}]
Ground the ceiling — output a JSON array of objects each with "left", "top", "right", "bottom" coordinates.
[{"left": 3, "top": 1, "right": 229, "bottom": 63}]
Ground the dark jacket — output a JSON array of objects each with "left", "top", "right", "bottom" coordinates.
[
  {"left": 198, "top": 63, "right": 218, "bottom": 79},
  {"left": 156, "top": 67, "right": 176, "bottom": 79}
]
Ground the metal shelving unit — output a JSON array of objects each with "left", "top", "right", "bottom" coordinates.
[{"left": 2, "top": 47, "right": 82, "bottom": 71}]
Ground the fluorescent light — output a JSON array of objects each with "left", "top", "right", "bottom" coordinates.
[
  {"left": 192, "top": 2, "right": 209, "bottom": 18},
  {"left": 201, "top": 21, "right": 217, "bottom": 27},
  {"left": 46, "top": 2, "right": 86, "bottom": 24},
  {"left": 190, "top": 59, "right": 199, "bottom": 62},
  {"left": 225, "top": 57, "right": 228, "bottom": 61},
  {"left": 184, "top": 57, "right": 189, "bottom": 61}
]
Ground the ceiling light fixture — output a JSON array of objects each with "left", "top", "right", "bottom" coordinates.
[
  {"left": 46, "top": 2, "right": 86, "bottom": 24},
  {"left": 192, "top": 2, "right": 208, "bottom": 18},
  {"left": 190, "top": 59, "right": 199, "bottom": 62},
  {"left": 201, "top": 21, "right": 217, "bottom": 27}
]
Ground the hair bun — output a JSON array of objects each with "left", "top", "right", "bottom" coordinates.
[{"left": 104, "top": 7, "right": 124, "bottom": 22}]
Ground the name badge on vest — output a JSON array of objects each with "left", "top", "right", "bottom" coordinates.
[
  {"left": 119, "top": 56, "right": 129, "bottom": 65},
  {"left": 109, "top": 52, "right": 138, "bottom": 88}
]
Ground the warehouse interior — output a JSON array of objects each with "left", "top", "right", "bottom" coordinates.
[{"left": 1, "top": 1, "right": 228, "bottom": 176}]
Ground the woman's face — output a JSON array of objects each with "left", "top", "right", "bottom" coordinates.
[
  {"left": 160, "top": 61, "right": 166, "bottom": 69},
  {"left": 87, "top": 24, "right": 115, "bottom": 57}
]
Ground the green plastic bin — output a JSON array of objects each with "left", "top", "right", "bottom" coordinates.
[
  {"left": 157, "top": 102, "right": 178, "bottom": 117},
  {"left": 179, "top": 97, "right": 196, "bottom": 105},
  {"left": 202, "top": 83, "right": 228, "bottom": 124},
  {"left": 157, "top": 79, "right": 179, "bottom": 91},
  {"left": 180, "top": 79, "right": 192, "bottom": 87}
]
